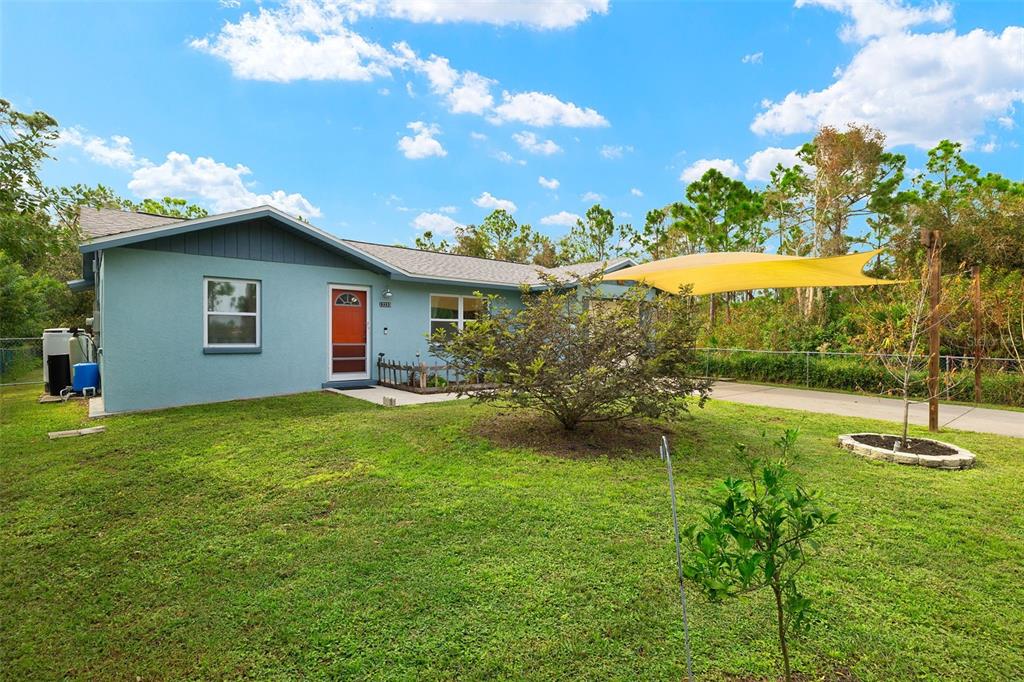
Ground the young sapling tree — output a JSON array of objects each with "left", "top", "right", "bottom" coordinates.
[
  {"left": 682, "top": 430, "right": 836, "bottom": 682},
  {"left": 852, "top": 260, "right": 969, "bottom": 448}
]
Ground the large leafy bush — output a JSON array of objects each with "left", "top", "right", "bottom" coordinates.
[{"left": 430, "top": 275, "right": 711, "bottom": 430}]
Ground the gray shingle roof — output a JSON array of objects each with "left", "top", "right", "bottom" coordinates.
[
  {"left": 77, "top": 206, "right": 633, "bottom": 287},
  {"left": 341, "top": 240, "right": 625, "bottom": 287},
  {"left": 78, "top": 206, "right": 183, "bottom": 238}
]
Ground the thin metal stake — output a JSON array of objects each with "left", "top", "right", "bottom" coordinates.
[{"left": 661, "top": 435, "right": 694, "bottom": 681}]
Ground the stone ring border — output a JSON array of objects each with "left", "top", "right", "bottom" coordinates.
[{"left": 837, "top": 433, "right": 976, "bottom": 470}]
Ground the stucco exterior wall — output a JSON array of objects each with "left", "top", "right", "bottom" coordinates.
[{"left": 99, "top": 247, "right": 519, "bottom": 413}]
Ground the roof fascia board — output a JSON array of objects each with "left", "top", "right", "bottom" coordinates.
[{"left": 387, "top": 270, "right": 526, "bottom": 291}]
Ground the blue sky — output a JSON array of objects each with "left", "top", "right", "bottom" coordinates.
[{"left": 3, "top": 0, "right": 1022, "bottom": 245}]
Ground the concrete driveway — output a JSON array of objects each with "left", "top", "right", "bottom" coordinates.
[{"left": 710, "top": 382, "right": 1024, "bottom": 439}]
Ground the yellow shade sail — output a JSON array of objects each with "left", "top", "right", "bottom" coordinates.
[{"left": 603, "top": 250, "right": 897, "bottom": 295}]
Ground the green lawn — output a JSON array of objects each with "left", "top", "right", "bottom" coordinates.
[{"left": 2, "top": 384, "right": 1022, "bottom": 680}]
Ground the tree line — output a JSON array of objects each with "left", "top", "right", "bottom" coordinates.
[
  {"left": 418, "top": 124, "right": 1022, "bottom": 367},
  {"left": 417, "top": 124, "right": 1022, "bottom": 276},
  {"left": 1, "top": 100, "right": 209, "bottom": 338},
  {"left": 2, "top": 97, "right": 1021, "bottom": 365}
]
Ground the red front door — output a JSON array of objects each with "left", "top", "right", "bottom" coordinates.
[{"left": 331, "top": 288, "right": 367, "bottom": 375}]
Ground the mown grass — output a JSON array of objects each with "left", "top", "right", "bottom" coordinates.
[{"left": 2, "top": 384, "right": 1022, "bottom": 680}]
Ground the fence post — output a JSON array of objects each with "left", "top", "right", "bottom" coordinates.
[
  {"left": 805, "top": 351, "right": 810, "bottom": 387},
  {"left": 971, "top": 264, "right": 983, "bottom": 403},
  {"left": 923, "top": 228, "right": 942, "bottom": 432},
  {"left": 419, "top": 361, "right": 427, "bottom": 390}
]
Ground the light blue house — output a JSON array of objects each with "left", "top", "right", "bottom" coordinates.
[{"left": 73, "top": 205, "right": 633, "bottom": 413}]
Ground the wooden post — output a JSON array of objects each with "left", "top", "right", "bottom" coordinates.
[
  {"left": 419, "top": 361, "right": 427, "bottom": 390},
  {"left": 972, "top": 264, "right": 983, "bottom": 403},
  {"left": 923, "top": 229, "right": 942, "bottom": 431}
]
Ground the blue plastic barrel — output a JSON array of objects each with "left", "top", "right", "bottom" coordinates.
[{"left": 72, "top": 362, "right": 100, "bottom": 392}]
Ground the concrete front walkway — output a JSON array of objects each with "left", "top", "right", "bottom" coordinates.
[
  {"left": 327, "top": 385, "right": 465, "bottom": 407},
  {"left": 711, "top": 382, "right": 1024, "bottom": 439}
]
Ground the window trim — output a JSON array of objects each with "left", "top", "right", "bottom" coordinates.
[
  {"left": 203, "top": 276, "right": 261, "bottom": 352},
  {"left": 429, "top": 293, "right": 484, "bottom": 334}
]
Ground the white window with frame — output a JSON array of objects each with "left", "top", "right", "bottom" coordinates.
[
  {"left": 429, "top": 294, "right": 484, "bottom": 335},
  {"left": 204, "top": 277, "right": 261, "bottom": 349}
]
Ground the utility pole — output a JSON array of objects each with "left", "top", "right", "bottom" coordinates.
[
  {"left": 921, "top": 229, "right": 942, "bottom": 432},
  {"left": 972, "top": 264, "right": 983, "bottom": 403}
]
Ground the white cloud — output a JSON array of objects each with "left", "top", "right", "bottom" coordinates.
[
  {"left": 743, "top": 146, "right": 804, "bottom": 182},
  {"left": 470, "top": 131, "right": 488, "bottom": 141},
  {"left": 741, "top": 51, "right": 764, "bottom": 64},
  {"left": 419, "top": 54, "right": 459, "bottom": 93},
  {"left": 473, "top": 191, "right": 517, "bottom": 213},
  {"left": 630, "top": 187, "right": 643, "bottom": 197},
  {"left": 384, "top": 0, "right": 608, "bottom": 29},
  {"left": 192, "top": 1, "right": 607, "bottom": 129},
  {"left": 377, "top": 87, "right": 390, "bottom": 95},
  {"left": 219, "top": 0, "right": 241, "bottom": 8},
  {"left": 56, "top": 127, "right": 145, "bottom": 169},
  {"left": 538, "top": 176, "right": 560, "bottom": 190},
  {"left": 797, "top": 0, "right": 953, "bottom": 43},
  {"left": 580, "top": 191, "right": 603, "bottom": 203},
  {"left": 540, "top": 211, "right": 581, "bottom": 227},
  {"left": 679, "top": 158, "right": 742, "bottom": 183},
  {"left": 980, "top": 137, "right": 998, "bottom": 153},
  {"left": 490, "top": 91, "right": 609, "bottom": 128},
  {"left": 414, "top": 54, "right": 495, "bottom": 114},
  {"left": 447, "top": 71, "right": 496, "bottom": 114},
  {"left": 493, "top": 150, "right": 526, "bottom": 165},
  {"left": 397, "top": 121, "right": 446, "bottom": 159},
  {"left": 599, "top": 144, "right": 633, "bottom": 159},
  {"left": 128, "top": 151, "right": 320, "bottom": 217},
  {"left": 513, "top": 131, "right": 562, "bottom": 155},
  {"left": 190, "top": 1, "right": 401, "bottom": 82},
  {"left": 753, "top": 4, "right": 1023, "bottom": 148},
  {"left": 437, "top": 205, "right": 458, "bottom": 214},
  {"left": 618, "top": 210, "right": 633, "bottom": 219},
  {"left": 412, "top": 211, "right": 462, "bottom": 235}
]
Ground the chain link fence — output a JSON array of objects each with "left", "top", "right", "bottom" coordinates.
[{"left": 0, "top": 338, "right": 44, "bottom": 387}]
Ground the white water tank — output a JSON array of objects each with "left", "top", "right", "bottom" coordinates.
[
  {"left": 69, "top": 333, "right": 93, "bottom": 366},
  {"left": 42, "top": 328, "right": 72, "bottom": 386}
]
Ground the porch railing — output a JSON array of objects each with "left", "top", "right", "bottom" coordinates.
[{"left": 376, "top": 356, "right": 492, "bottom": 394}]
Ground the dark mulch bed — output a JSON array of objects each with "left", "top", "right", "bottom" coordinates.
[
  {"left": 853, "top": 433, "right": 958, "bottom": 457},
  {"left": 472, "top": 410, "right": 673, "bottom": 459}
]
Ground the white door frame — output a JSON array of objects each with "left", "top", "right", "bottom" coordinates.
[{"left": 327, "top": 283, "right": 372, "bottom": 381}]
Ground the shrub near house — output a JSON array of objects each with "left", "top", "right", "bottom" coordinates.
[{"left": 431, "top": 274, "right": 712, "bottom": 430}]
